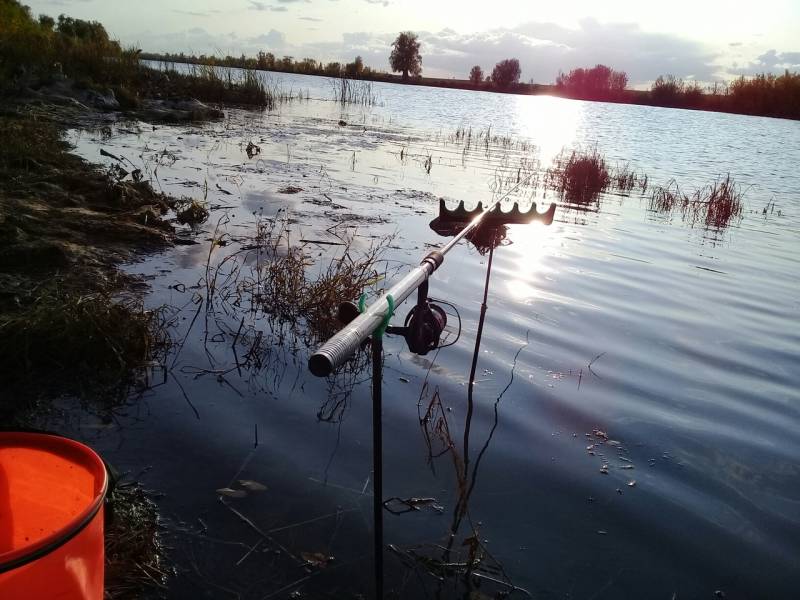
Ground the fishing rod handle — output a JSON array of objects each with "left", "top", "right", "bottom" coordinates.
[{"left": 308, "top": 260, "right": 438, "bottom": 377}]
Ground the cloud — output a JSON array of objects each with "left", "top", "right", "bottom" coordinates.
[
  {"left": 172, "top": 9, "right": 220, "bottom": 17},
  {"left": 293, "top": 20, "right": 720, "bottom": 84},
  {"left": 415, "top": 19, "right": 720, "bottom": 84},
  {"left": 131, "top": 26, "right": 288, "bottom": 55},
  {"left": 251, "top": 29, "right": 288, "bottom": 48},
  {"left": 730, "top": 49, "right": 800, "bottom": 75}
]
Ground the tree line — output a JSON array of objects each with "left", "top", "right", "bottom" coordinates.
[{"left": 142, "top": 29, "right": 799, "bottom": 121}]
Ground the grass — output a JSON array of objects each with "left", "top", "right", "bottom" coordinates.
[
  {"left": 0, "top": 287, "right": 171, "bottom": 418},
  {"left": 145, "top": 62, "right": 270, "bottom": 107},
  {"left": 175, "top": 198, "right": 210, "bottom": 226},
  {"left": 105, "top": 482, "right": 170, "bottom": 599},
  {"left": 0, "top": 1, "right": 276, "bottom": 108}
]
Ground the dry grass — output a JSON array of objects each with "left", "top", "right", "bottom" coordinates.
[
  {"left": 236, "top": 220, "right": 392, "bottom": 342},
  {"left": 649, "top": 174, "right": 744, "bottom": 229},
  {"left": 174, "top": 198, "right": 210, "bottom": 226},
  {"left": 105, "top": 482, "right": 170, "bottom": 599}
]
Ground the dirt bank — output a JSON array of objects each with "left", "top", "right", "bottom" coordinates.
[{"left": 0, "top": 96, "right": 187, "bottom": 421}]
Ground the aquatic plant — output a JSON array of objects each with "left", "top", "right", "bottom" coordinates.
[
  {"left": 240, "top": 220, "right": 393, "bottom": 342},
  {"left": 546, "top": 147, "right": 611, "bottom": 204},
  {"left": 330, "top": 76, "right": 378, "bottom": 106},
  {"left": 649, "top": 174, "right": 744, "bottom": 229}
]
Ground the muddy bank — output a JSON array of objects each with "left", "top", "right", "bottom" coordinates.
[{"left": 0, "top": 99, "right": 185, "bottom": 418}]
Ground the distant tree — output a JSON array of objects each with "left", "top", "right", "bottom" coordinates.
[
  {"left": 556, "top": 64, "right": 627, "bottom": 97},
  {"left": 469, "top": 65, "right": 483, "bottom": 86},
  {"left": 38, "top": 14, "right": 55, "bottom": 30},
  {"left": 345, "top": 55, "right": 364, "bottom": 77},
  {"left": 325, "top": 61, "right": 343, "bottom": 76},
  {"left": 491, "top": 58, "right": 521, "bottom": 89},
  {"left": 650, "top": 74, "right": 684, "bottom": 105},
  {"left": 390, "top": 31, "right": 422, "bottom": 80}
]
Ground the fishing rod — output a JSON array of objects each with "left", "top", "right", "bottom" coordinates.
[
  {"left": 308, "top": 175, "right": 554, "bottom": 377},
  {"left": 308, "top": 175, "right": 555, "bottom": 599}
]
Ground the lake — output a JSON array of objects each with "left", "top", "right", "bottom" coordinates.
[{"left": 62, "top": 69, "right": 800, "bottom": 599}]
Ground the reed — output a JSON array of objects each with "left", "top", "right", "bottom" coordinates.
[
  {"left": 649, "top": 174, "right": 744, "bottom": 229},
  {"left": 330, "top": 76, "right": 378, "bottom": 106},
  {"left": 547, "top": 148, "right": 611, "bottom": 204}
]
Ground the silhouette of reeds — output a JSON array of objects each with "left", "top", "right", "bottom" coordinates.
[
  {"left": 330, "top": 76, "right": 378, "bottom": 106},
  {"left": 649, "top": 174, "right": 744, "bottom": 229},
  {"left": 546, "top": 148, "right": 611, "bottom": 204}
]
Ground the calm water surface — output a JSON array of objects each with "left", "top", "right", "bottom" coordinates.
[{"left": 61, "top": 71, "right": 800, "bottom": 599}]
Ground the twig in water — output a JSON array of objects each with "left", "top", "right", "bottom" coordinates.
[{"left": 588, "top": 352, "right": 606, "bottom": 378}]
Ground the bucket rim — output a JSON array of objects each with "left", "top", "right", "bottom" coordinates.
[{"left": 0, "top": 432, "right": 108, "bottom": 574}]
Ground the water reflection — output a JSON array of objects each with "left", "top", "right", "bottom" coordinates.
[
  {"left": 389, "top": 226, "right": 533, "bottom": 598},
  {"left": 515, "top": 95, "right": 582, "bottom": 164}
]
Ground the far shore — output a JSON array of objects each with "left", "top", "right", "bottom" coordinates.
[{"left": 142, "top": 54, "right": 800, "bottom": 122}]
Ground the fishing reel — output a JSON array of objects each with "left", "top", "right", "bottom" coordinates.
[{"left": 338, "top": 280, "right": 457, "bottom": 356}]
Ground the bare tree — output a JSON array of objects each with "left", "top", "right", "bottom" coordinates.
[{"left": 390, "top": 31, "right": 422, "bottom": 80}]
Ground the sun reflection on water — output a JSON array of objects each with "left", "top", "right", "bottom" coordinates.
[
  {"left": 505, "top": 220, "right": 563, "bottom": 301},
  {"left": 514, "top": 95, "right": 583, "bottom": 164}
]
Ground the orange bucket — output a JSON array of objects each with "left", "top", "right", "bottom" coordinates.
[{"left": 0, "top": 432, "right": 108, "bottom": 600}]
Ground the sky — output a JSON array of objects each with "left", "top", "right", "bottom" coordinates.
[{"left": 24, "top": 0, "right": 800, "bottom": 86}]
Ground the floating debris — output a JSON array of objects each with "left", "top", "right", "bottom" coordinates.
[
  {"left": 216, "top": 487, "right": 246, "bottom": 498},
  {"left": 239, "top": 480, "right": 267, "bottom": 491},
  {"left": 245, "top": 141, "right": 261, "bottom": 158},
  {"left": 278, "top": 186, "right": 303, "bottom": 194},
  {"left": 301, "top": 552, "right": 333, "bottom": 568}
]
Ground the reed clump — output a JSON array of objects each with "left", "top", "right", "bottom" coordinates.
[
  {"left": 330, "top": 76, "right": 378, "bottom": 106},
  {"left": 547, "top": 148, "right": 611, "bottom": 204},
  {"left": 151, "top": 63, "right": 270, "bottom": 107},
  {"left": 649, "top": 174, "right": 744, "bottom": 229}
]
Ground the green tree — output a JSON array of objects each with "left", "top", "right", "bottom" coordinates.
[
  {"left": 491, "top": 58, "right": 521, "bottom": 89},
  {"left": 390, "top": 31, "right": 421, "bottom": 80}
]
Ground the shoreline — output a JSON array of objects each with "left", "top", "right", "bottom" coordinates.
[{"left": 142, "top": 55, "right": 800, "bottom": 122}]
